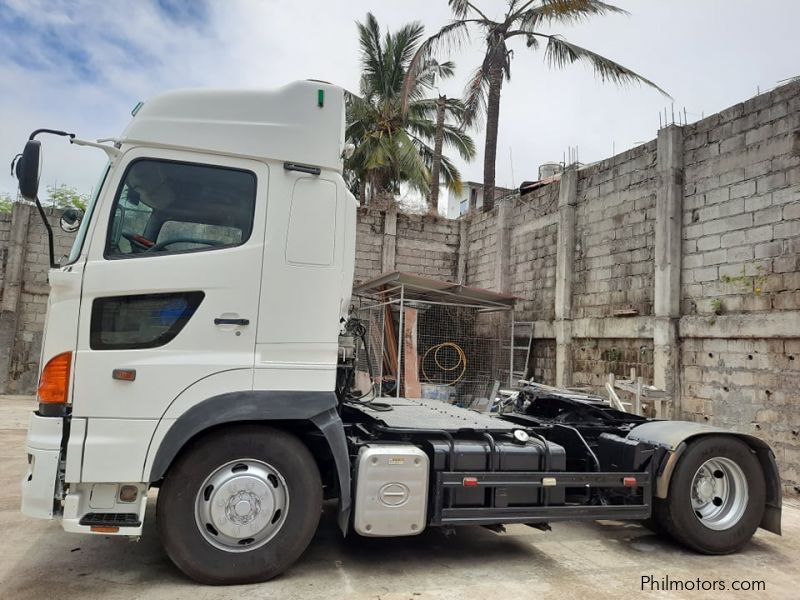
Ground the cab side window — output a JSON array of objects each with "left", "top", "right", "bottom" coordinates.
[{"left": 106, "top": 159, "right": 256, "bottom": 258}]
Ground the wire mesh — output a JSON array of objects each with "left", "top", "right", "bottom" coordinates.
[{"left": 355, "top": 295, "right": 515, "bottom": 407}]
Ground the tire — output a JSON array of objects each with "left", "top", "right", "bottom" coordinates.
[
  {"left": 653, "top": 435, "right": 765, "bottom": 555},
  {"left": 157, "top": 424, "right": 322, "bottom": 584}
]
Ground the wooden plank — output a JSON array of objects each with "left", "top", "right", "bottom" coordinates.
[
  {"left": 403, "top": 307, "right": 421, "bottom": 398},
  {"left": 383, "top": 302, "right": 398, "bottom": 378}
]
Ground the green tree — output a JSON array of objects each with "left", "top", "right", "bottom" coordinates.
[
  {"left": 46, "top": 184, "right": 88, "bottom": 211},
  {"left": 0, "top": 192, "right": 13, "bottom": 214},
  {"left": 406, "top": 0, "right": 667, "bottom": 211},
  {"left": 346, "top": 13, "right": 476, "bottom": 210}
]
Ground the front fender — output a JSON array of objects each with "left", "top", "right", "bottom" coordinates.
[
  {"left": 628, "top": 420, "right": 781, "bottom": 535},
  {"left": 147, "top": 390, "right": 351, "bottom": 535}
]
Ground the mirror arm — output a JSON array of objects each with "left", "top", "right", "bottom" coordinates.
[
  {"left": 32, "top": 196, "right": 57, "bottom": 268},
  {"left": 29, "top": 128, "right": 75, "bottom": 141},
  {"left": 70, "top": 137, "right": 121, "bottom": 160}
]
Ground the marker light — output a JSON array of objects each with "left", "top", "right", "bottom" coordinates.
[
  {"left": 462, "top": 477, "right": 479, "bottom": 487},
  {"left": 623, "top": 477, "right": 638, "bottom": 487},
  {"left": 112, "top": 368, "right": 137, "bottom": 382},
  {"left": 90, "top": 526, "right": 119, "bottom": 533},
  {"left": 37, "top": 351, "right": 72, "bottom": 404}
]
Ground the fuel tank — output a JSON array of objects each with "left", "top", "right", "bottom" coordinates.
[{"left": 428, "top": 437, "right": 567, "bottom": 507}]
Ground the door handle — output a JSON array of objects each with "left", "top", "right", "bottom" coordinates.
[{"left": 214, "top": 317, "right": 250, "bottom": 326}]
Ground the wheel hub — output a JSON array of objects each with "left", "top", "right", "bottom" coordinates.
[
  {"left": 195, "top": 459, "right": 289, "bottom": 552},
  {"left": 690, "top": 456, "right": 748, "bottom": 531},
  {"left": 694, "top": 476, "right": 715, "bottom": 504},
  {"left": 222, "top": 487, "right": 266, "bottom": 527}
]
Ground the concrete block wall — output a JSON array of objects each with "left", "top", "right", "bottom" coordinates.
[
  {"left": 394, "top": 213, "right": 460, "bottom": 280},
  {"left": 1, "top": 206, "right": 77, "bottom": 394},
  {"left": 529, "top": 338, "right": 556, "bottom": 385},
  {"left": 465, "top": 208, "right": 497, "bottom": 290},
  {"left": 572, "top": 338, "right": 654, "bottom": 388},
  {"left": 353, "top": 208, "right": 384, "bottom": 284},
  {"left": 676, "top": 82, "right": 800, "bottom": 491},
  {"left": 682, "top": 338, "right": 800, "bottom": 487},
  {"left": 9, "top": 211, "right": 75, "bottom": 392},
  {"left": 508, "top": 184, "right": 559, "bottom": 322},
  {"left": 573, "top": 142, "right": 657, "bottom": 319},
  {"left": 353, "top": 207, "right": 461, "bottom": 285},
  {"left": 682, "top": 83, "right": 800, "bottom": 316},
  {"left": 0, "top": 213, "right": 11, "bottom": 287}
]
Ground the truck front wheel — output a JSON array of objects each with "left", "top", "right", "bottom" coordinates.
[
  {"left": 653, "top": 435, "right": 765, "bottom": 554},
  {"left": 157, "top": 424, "right": 322, "bottom": 584}
]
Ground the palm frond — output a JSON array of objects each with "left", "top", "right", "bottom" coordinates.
[
  {"left": 395, "top": 130, "right": 431, "bottom": 193},
  {"left": 406, "top": 95, "right": 468, "bottom": 123},
  {"left": 541, "top": 34, "right": 670, "bottom": 97},
  {"left": 448, "top": 0, "right": 488, "bottom": 20},
  {"left": 356, "top": 13, "right": 385, "bottom": 91},
  {"left": 538, "top": 0, "right": 627, "bottom": 22},
  {"left": 390, "top": 20, "right": 426, "bottom": 94},
  {"left": 462, "top": 52, "right": 492, "bottom": 127},
  {"left": 441, "top": 123, "right": 477, "bottom": 160},
  {"left": 400, "top": 20, "right": 471, "bottom": 116},
  {"left": 415, "top": 140, "right": 464, "bottom": 194}
]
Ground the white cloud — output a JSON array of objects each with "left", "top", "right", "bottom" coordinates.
[{"left": 1, "top": 0, "right": 798, "bottom": 204}]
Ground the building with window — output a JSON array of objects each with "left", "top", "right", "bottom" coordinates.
[{"left": 446, "top": 181, "right": 514, "bottom": 218}]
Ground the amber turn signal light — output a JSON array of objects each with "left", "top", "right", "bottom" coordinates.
[{"left": 37, "top": 351, "right": 72, "bottom": 404}]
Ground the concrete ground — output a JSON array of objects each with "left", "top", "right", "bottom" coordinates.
[{"left": 1, "top": 396, "right": 798, "bottom": 600}]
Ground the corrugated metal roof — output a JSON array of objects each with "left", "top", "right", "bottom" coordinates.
[{"left": 353, "top": 271, "right": 517, "bottom": 309}]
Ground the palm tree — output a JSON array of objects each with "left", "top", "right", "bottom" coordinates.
[
  {"left": 405, "top": 0, "right": 668, "bottom": 212},
  {"left": 429, "top": 94, "right": 447, "bottom": 212},
  {"left": 346, "top": 13, "right": 476, "bottom": 210}
]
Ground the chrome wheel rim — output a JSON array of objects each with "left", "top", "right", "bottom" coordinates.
[
  {"left": 194, "top": 459, "right": 289, "bottom": 552},
  {"left": 690, "top": 456, "right": 748, "bottom": 531}
]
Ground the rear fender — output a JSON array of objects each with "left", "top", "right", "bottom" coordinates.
[{"left": 627, "top": 420, "right": 781, "bottom": 535}]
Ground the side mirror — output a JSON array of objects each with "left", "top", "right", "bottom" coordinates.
[
  {"left": 15, "top": 140, "right": 42, "bottom": 201},
  {"left": 59, "top": 207, "right": 84, "bottom": 233}
]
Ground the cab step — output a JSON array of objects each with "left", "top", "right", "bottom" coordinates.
[{"left": 79, "top": 512, "right": 141, "bottom": 527}]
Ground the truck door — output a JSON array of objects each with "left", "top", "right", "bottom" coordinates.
[{"left": 73, "top": 148, "right": 267, "bottom": 436}]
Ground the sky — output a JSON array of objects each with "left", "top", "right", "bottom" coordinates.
[{"left": 1, "top": 0, "right": 798, "bottom": 214}]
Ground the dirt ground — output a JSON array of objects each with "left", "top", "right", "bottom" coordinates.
[{"left": 1, "top": 395, "right": 797, "bottom": 599}]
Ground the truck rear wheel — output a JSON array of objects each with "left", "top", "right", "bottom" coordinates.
[
  {"left": 157, "top": 424, "right": 322, "bottom": 584},
  {"left": 653, "top": 435, "right": 765, "bottom": 554}
]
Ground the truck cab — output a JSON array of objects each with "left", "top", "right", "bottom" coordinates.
[
  {"left": 15, "top": 81, "right": 781, "bottom": 586},
  {"left": 20, "top": 81, "right": 356, "bottom": 582}
]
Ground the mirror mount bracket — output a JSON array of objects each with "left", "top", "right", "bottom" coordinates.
[{"left": 32, "top": 195, "right": 57, "bottom": 269}]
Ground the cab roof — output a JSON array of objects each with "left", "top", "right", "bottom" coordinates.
[{"left": 120, "top": 80, "right": 346, "bottom": 172}]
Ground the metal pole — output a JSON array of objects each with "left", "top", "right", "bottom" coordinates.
[
  {"left": 397, "top": 283, "right": 404, "bottom": 399},
  {"left": 635, "top": 376, "right": 643, "bottom": 417},
  {"left": 379, "top": 305, "right": 385, "bottom": 397},
  {"left": 509, "top": 312, "right": 515, "bottom": 387}
]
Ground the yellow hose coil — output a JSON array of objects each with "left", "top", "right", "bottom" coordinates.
[{"left": 421, "top": 342, "right": 467, "bottom": 386}]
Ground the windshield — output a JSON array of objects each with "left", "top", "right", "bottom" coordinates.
[{"left": 64, "top": 162, "right": 110, "bottom": 265}]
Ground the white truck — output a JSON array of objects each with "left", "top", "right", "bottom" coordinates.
[{"left": 14, "top": 81, "right": 781, "bottom": 585}]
